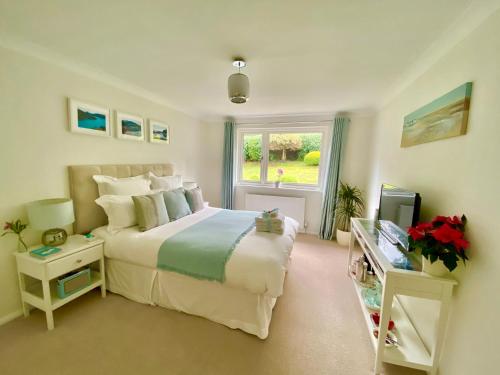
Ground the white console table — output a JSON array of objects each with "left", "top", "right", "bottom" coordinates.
[{"left": 348, "top": 218, "right": 457, "bottom": 375}]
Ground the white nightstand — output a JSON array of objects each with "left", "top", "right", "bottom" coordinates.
[{"left": 14, "top": 235, "right": 106, "bottom": 330}]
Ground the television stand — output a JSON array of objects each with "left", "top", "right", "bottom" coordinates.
[{"left": 348, "top": 218, "right": 457, "bottom": 375}]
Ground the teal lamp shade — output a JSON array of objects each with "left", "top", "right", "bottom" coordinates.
[{"left": 27, "top": 198, "right": 75, "bottom": 246}]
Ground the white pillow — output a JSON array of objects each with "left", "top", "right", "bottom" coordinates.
[
  {"left": 148, "top": 172, "right": 183, "bottom": 191},
  {"left": 182, "top": 181, "right": 198, "bottom": 190},
  {"left": 95, "top": 195, "right": 137, "bottom": 234},
  {"left": 93, "top": 174, "right": 151, "bottom": 196}
]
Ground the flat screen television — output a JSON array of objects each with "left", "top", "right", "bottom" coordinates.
[{"left": 378, "top": 183, "right": 421, "bottom": 232}]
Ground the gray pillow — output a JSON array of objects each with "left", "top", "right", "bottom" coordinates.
[
  {"left": 185, "top": 187, "right": 204, "bottom": 213},
  {"left": 162, "top": 188, "right": 192, "bottom": 221},
  {"left": 132, "top": 192, "right": 169, "bottom": 232}
]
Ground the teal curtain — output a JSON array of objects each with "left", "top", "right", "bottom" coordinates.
[
  {"left": 221, "top": 120, "right": 235, "bottom": 209},
  {"left": 319, "top": 117, "right": 349, "bottom": 240}
]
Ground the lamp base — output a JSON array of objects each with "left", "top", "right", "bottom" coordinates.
[{"left": 42, "top": 228, "right": 68, "bottom": 246}]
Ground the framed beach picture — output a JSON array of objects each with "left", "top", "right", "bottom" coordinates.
[
  {"left": 68, "top": 99, "right": 111, "bottom": 137},
  {"left": 149, "top": 120, "right": 170, "bottom": 144},
  {"left": 116, "top": 111, "right": 145, "bottom": 141},
  {"left": 401, "top": 82, "right": 473, "bottom": 147}
]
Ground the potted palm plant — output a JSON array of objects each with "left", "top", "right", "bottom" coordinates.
[{"left": 336, "top": 182, "right": 364, "bottom": 246}]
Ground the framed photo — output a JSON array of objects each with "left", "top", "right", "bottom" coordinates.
[
  {"left": 68, "top": 99, "right": 111, "bottom": 137},
  {"left": 116, "top": 111, "right": 145, "bottom": 141},
  {"left": 149, "top": 120, "right": 170, "bottom": 144}
]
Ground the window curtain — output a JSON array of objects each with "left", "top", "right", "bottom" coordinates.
[
  {"left": 221, "top": 120, "right": 235, "bottom": 209},
  {"left": 319, "top": 116, "right": 349, "bottom": 240}
]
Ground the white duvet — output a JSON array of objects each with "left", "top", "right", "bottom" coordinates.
[{"left": 93, "top": 207, "right": 299, "bottom": 297}]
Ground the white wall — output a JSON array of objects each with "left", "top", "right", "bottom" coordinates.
[
  {"left": 0, "top": 46, "right": 215, "bottom": 322},
  {"left": 198, "top": 121, "right": 224, "bottom": 209},
  {"left": 231, "top": 115, "right": 374, "bottom": 234},
  {"left": 366, "top": 9, "right": 500, "bottom": 375}
]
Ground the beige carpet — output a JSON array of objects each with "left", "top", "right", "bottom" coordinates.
[{"left": 0, "top": 234, "right": 424, "bottom": 375}]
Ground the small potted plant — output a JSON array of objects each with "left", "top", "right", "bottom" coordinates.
[
  {"left": 275, "top": 168, "right": 284, "bottom": 188},
  {"left": 336, "top": 182, "right": 364, "bottom": 246},
  {"left": 2, "top": 219, "right": 28, "bottom": 252},
  {"left": 408, "top": 215, "right": 469, "bottom": 276}
]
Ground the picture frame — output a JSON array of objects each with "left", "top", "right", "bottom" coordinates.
[
  {"left": 401, "top": 82, "right": 472, "bottom": 147},
  {"left": 149, "top": 119, "right": 170, "bottom": 144},
  {"left": 68, "top": 98, "right": 111, "bottom": 137},
  {"left": 116, "top": 111, "right": 145, "bottom": 141}
]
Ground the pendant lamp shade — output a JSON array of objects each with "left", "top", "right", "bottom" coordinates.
[{"left": 228, "top": 72, "right": 250, "bottom": 104}]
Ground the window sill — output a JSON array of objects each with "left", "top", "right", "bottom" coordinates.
[{"left": 235, "top": 182, "right": 323, "bottom": 193}]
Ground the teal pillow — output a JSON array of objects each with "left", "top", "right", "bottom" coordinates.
[
  {"left": 185, "top": 187, "right": 204, "bottom": 213},
  {"left": 132, "top": 192, "right": 169, "bottom": 232},
  {"left": 162, "top": 188, "right": 192, "bottom": 221}
]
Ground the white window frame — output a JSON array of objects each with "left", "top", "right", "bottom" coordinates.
[{"left": 235, "top": 123, "right": 331, "bottom": 191}]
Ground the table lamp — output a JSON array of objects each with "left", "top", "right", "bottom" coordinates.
[{"left": 27, "top": 198, "right": 75, "bottom": 246}]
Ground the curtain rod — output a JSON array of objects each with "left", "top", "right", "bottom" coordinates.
[{"left": 236, "top": 120, "right": 334, "bottom": 125}]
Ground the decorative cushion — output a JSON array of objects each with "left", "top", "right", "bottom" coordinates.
[
  {"left": 185, "top": 187, "right": 204, "bottom": 213},
  {"left": 93, "top": 174, "right": 151, "bottom": 196},
  {"left": 95, "top": 195, "right": 137, "bottom": 234},
  {"left": 162, "top": 188, "right": 192, "bottom": 221},
  {"left": 149, "top": 172, "right": 183, "bottom": 191},
  {"left": 132, "top": 192, "right": 169, "bottom": 232}
]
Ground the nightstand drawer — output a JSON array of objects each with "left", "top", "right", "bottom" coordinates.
[{"left": 46, "top": 244, "right": 103, "bottom": 279}]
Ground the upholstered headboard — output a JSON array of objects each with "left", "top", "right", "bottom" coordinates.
[{"left": 68, "top": 164, "right": 174, "bottom": 234}]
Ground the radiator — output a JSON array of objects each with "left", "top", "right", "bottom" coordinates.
[{"left": 245, "top": 194, "right": 306, "bottom": 232}]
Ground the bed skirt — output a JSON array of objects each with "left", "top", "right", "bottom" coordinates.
[{"left": 105, "top": 258, "right": 277, "bottom": 339}]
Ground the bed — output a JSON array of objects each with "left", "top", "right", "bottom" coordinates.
[{"left": 68, "top": 164, "right": 298, "bottom": 339}]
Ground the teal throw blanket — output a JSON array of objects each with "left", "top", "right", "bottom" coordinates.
[{"left": 157, "top": 210, "right": 259, "bottom": 282}]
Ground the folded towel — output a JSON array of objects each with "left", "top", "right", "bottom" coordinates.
[
  {"left": 256, "top": 219, "right": 282, "bottom": 223},
  {"left": 262, "top": 208, "right": 279, "bottom": 219},
  {"left": 255, "top": 221, "right": 284, "bottom": 229},
  {"left": 256, "top": 224, "right": 283, "bottom": 229},
  {"left": 256, "top": 227, "right": 284, "bottom": 235},
  {"left": 255, "top": 212, "right": 285, "bottom": 235},
  {"left": 255, "top": 217, "right": 284, "bottom": 225}
]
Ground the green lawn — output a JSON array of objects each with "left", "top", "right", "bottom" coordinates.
[{"left": 242, "top": 160, "right": 319, "bottom": 184}]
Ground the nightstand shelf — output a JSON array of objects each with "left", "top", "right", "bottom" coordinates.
[
  {"left": 14, "top": 235, "right": 106, "bottom": 330},
  {"left": 23, "top": 270, "right": 102, "bottom": 311}
]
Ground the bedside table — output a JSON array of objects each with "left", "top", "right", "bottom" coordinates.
[{"left": 14, "top": 235, "right": 106, "bottom": 330}]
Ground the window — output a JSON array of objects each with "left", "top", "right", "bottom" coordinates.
[
  {"left": 242, "top": 133, "right": 262, "bottom": 182},
  {"left": 237, "top": 126, "right": 328, "bottom": 189}
]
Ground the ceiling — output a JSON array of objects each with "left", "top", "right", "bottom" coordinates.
[{"left": 0, "top": 0, "right": 477, "bottom": 119}]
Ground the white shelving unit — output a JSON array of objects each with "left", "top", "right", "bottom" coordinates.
[{"left": 348, "top": 218, "right": 457, "bottom": 375}]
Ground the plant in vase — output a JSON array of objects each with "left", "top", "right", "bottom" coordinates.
[
  {"left": 2, "top": 219, "right": 28, "bottom": 252},
  {"left": 335, "top": 182, "right": 364, "bottom": 246},
  {"left": 407, "top": 215, "right": 469, "bottom": 276},
  {"left": 275, "top": 168, "right": 284, "bottom": 188}
]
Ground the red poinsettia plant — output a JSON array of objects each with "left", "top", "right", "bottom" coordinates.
[{"left": 407, "top": 215, "right": 469, "bottom": 272}]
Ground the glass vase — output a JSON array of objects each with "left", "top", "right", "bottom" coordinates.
[{"left": 17, "top": 235, "right": 28, "bottom": 252}]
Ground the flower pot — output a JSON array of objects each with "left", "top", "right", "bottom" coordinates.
[
  {"left": 336, "top": 229, "right": 351, "bottom": 247},
  {"left": 421, "top": 256, "right": 448, "bottom": 277},
  {"left": 274, "top": 181, "right": 281, "bottom": 188}
]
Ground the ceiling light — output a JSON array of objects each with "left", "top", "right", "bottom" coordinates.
[{"left": 228, "top": 58, "right": 249, "bottom": 104}]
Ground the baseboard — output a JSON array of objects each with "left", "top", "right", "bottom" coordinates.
[
  {"left": 305, "top": 228, "right": 319, "bottom": 235},
  {"left": 0, "top": 309, "right": 23, "bottom": 326}
]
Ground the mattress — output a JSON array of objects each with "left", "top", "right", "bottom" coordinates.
[{"left": 93, "top": 207, "right": 298, "bottom": 297}]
